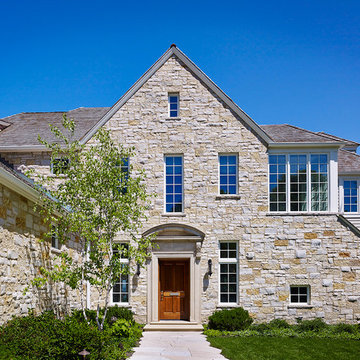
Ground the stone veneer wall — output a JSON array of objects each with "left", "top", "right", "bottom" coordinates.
[
  {"left": 2, "top": 55, "right": 359, "bottom": 324},
  {"left": 0, "top": 183, "right": 82, "bottom": 325}
]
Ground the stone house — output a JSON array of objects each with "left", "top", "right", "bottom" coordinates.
[{"left": 1, "top": 45, "right": 359, "bottom": 329}]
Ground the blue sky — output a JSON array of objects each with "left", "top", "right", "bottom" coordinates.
[{"left": 1, "top": 1, "right": 359, "bottom": 144}]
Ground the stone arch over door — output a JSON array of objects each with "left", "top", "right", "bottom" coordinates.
[{"left": 143, "top": 223, "right": 204, "bottom": 325}]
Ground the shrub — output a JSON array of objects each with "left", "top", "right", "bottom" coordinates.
[
  {"left": 208, "top": 307, "right": 253, "bottom": 331},
  {"left": 296, "top": 318, "right": 328, "bottom": 332},
  {"left": 269, "top": 319, "right": 290, "bottom": 329},
  {"left": 72, "top": 305, "right": 134, "bottom": 327},
  {"left": 249, "top": 323, "right": 271, "bottom": 334},
  {"left": 332, "top": 323, "right": 358, "bottom": 334}
]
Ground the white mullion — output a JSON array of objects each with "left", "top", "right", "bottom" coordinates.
[
  {"left": 286, "top": 154, "right": 290, "bottom": 212},
  {"left": 307, "top": 154, "right": 311, "bottom": 212}
]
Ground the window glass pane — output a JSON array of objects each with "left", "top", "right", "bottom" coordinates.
[
  {"left": 311, "top": 154, "right": 328, "bottom": 211},
  {"left": 219, "top": 155, "right": 237, "bottom": 194},
  {"left": 165, "top": 156, "right": 183, "bottom": 212},
  {"left": 344, "top": 180, "right": 358, "bottom": 213},
  {"left": 290, "top": 154, "right": 307, "bottom": 212},
  {"left": 269, "top": 154, "right": 287, "bottom": 212}
]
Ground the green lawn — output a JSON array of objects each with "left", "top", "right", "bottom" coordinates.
[{"left": 208, "top": 336, "right": 360, "bottom": 360}]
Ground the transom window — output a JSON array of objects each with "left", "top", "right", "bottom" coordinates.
[
  {"left": 112, "top": 243, "right": 129, "bottom": 304},
  {"left": 168, "top": 93, "right": 179, "bottom": 118},
  {"left": 219, "top": 155, "right": 238, "bottom": 195},
  {"left": 165, "top": 155, "right": 183, "bottom": 213},
  {"left": 269, "top": 153, "right": 329, "bottom": 212},
  {"left": 343, "top": 180, "right": 358, "bottom": 213},
  {"left": 290, "top": 285, "right": 310, "bottom": 304},
  {"left": 219, "top": 242, "right": 238, "bottom": 304}
]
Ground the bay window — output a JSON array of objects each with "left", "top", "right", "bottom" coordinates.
[{"left": 269, "top": 153, "right": 329, "bottom": 212}]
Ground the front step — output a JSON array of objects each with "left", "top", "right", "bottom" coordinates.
[{"left": 144, "top": 321, "right": 203, "bottom": 331}]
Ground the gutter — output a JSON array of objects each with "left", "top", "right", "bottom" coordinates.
[{"left": 268, "top": 142, "right": 345, "bottom": 149}]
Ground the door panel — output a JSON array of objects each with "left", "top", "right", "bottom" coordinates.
[{"left": 159, "top": 260, "right": 189, "bottom": 320}]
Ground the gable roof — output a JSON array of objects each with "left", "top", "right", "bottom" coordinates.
[
  {"left": 0, "top": 107, "right": 109, "bottom": 151},
  {"left": 80, "top": 45, "right": 273, "bottom": 144}
]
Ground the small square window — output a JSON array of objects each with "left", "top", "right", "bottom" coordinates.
[
  {"left": 290, "top": 285, "right": 310, "bottom": 304},
  {"left": 51, "top": 226, "right": 61, "bottom": 250},
  {"left": 51, "top": 158, "right": 69, "bottom": 175},
  {"left": 168, "top": 93, "right": 179, "bottom": 118}
]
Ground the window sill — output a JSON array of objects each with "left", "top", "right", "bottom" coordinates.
[
  {"left": 51, "top": 247, "right": 62, "bottom": 254},
  {"left": 267, "top": 212, "right": 338, "bottom": 216},
  {"left": 162, "top": 213, "right": 186, "bottom": 217},
  {"left": 110, "top": 303, "right": 131, "bottom": 308},
  {"left": 165, "top": 117, "right": 181, "bottom": 121},
  {"left": 217, "top": 303, "right": 239, "bottom": 308},
  {"left": 215, "top": 195, "right": 240, "bottom": 200},
  {"left": 288, "top": 304, "right": 313, "bottom": 309}
]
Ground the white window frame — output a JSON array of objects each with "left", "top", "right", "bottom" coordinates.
[
  {"left": 111, "top": 243, "right": 130, "bottom": 306},
  {"left": 51, "top": 225, "right": 61, "bottom": 250},
  {"left": 268, "top": 150, "right": 333, "bottom": 213},
  {"left": 218, "top": 241, "right": 238, "bottom": 305},
  {"left": 168, "top": 93, "right": 179, "bottom": 118},
  {"left": 289, "top": 285, "right": 310, "bottom": 305},
  {"left": 218, "top": 154, "right": 238, "bottom": 195},
  {"left": 164, "top": 154, "right": 184, "bottom": 213},
  {"left": 339, "top": 177, "right": 360, "bottom": 214}
]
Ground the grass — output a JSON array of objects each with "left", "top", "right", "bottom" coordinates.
[{"left": 208, "top": 336, "right": 360, "bottom": 360}]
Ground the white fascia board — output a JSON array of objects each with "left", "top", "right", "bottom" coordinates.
[
  {"left": 339, "top": 172, "right": 360, "bottom": 176},
  {"left": 268, "top": 142, "right": 345, "bottom": 150},
  {"left": 0, "top": 168, "right": 40, "bottom": 203},
  {"left": 80, "top": 46, "right": 273, "bottom": 145},
  {"left": 0, "top": 145, "right": 48, "bottom": 152}
]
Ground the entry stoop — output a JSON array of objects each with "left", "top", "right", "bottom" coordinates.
[{"left": 144, "top": 321, "right": 203, "bottom": 331}]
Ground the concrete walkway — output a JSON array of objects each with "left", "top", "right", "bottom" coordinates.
[{"left": 129, "top": 331, "right": 227, "bottom": 360}]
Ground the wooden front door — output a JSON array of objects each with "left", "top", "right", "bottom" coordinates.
[{"left": 159, "top": 259, "right": 190, "bottom": 320}]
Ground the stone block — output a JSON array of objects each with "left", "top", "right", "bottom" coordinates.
[
  {"left": 304, "top": 233, "right": 317, "bottom": 239},
  {"left": 322, "top": 279, "right": 332, "bottom": 287},
  {"left": 295, "top": 250, "right": 306, "bottom": 258},
  {"left": 323, "top": 230, "right": 335, "bottom": 236},
  {"left": 274, "top": 239, "right": 288, "bottom": 246}
]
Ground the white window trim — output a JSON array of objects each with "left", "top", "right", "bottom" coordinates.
[
  {"left": 168, "top": 93, "right": 179, "bottom": 118},
  {"left": 218, "top": 154, "right": 239, "bottom": 196},
  {"left": 339, "top": 177, "right": 360, "bottom": 214},
  {"left": 164, "top": 154, "right": 184, "bottom": 214},
  {"left": 218, "top": 241, "right": 238, "bottom": 306},
  {"left": 289, "top": 285, "right": 310, "bottom": 305},
  {"left": 51, "top": 225, "right": 61, "bottom": 251},
  {"left": 268, "top": 150, "right": 338, "bottom": 213},
  {"left": 110, "top": 243, "right": 130, "bottom": 306}
]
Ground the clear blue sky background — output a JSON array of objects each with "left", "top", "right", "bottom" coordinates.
[{"left": 1, "top": 0, "right": 359, "bottom": 144}]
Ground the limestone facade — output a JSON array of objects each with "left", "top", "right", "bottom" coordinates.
[
  {"left": 0, "top": 183, "right": 82, "bottom": 324},
  {"left": 1, "top": 53, "right": 359, "bottom": 325}
]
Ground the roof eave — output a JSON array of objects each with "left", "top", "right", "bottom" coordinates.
[
  {"left": 80, "top": 46, "right": 273, "bottom": 145},
  {"left": 268, "top": 142, "right": 345, "bottom": 149},
  {"left": 0, "top": 145, "right": 49, "bottom": 152},
  {"left": 0, "top": 167, "right": 40, "bottom": 203}
]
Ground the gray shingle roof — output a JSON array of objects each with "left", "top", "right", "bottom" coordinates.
[
  {"left": 338, "top": 149, "right": 360, "bottom": 174},
  {"left": 259, "top": 124, "right": 343, "bottom": 143},
  {"left": 0, "top": 107, "right": 109, "bottom": 147}
]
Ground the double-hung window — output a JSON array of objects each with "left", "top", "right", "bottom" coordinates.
[
  {"left": 168, "top": 93, "right": 179, "bottom": 118},
  {"left": 116, "top": 157, "right": 129, "bottom": 194},
  {"left": 343, "top": 180, "right": 359, "bottom": 213},
  {"left": 219, "top": 242, "right": 238, "bottom": 304},
  {"left": 112, "top": 243, "right": 129, "bottom": 304},
  {"left": 269, "top": 153, "right": 329, "bottom": 212},
  {"left": 219, "top": 155, "right": 238, "bottom": 195},
  {"left": 51, "top": 225, "right": 61, "bottom": 250},
  {"left": 165, "top": 155, "right": 183, "bottom": 213}
]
